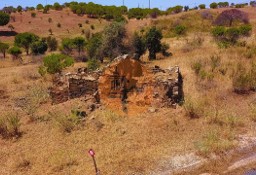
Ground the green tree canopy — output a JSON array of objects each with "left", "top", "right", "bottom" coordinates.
[
  {"left": 145, "top": 27, "right": 163, "bottom": 60},
  {"left": 73, "top": 37, "right": 86, "bottom": 56},
  {"left": 14, "top": 32, "right": 39, "bottom": 55},
  {"left": 8, "top": 46, "right": 22, "bottom": 59},
  {"left": 42, "top": 54, "right": 74, "bottom": 74},
  {"left": 0, "top": 12, "right": 10, "bottom": 26}
]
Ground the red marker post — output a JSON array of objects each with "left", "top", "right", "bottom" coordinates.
[{"left": 88, "top": 149, "right": 99, "bottom": 175}]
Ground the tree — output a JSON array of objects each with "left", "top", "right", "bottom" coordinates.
[
  {"left": 53, "top": 2, "right": 63, "bottom": 11},
  {"left": 145, "top": 27, "right": 163, "bottom": 60},
  {"left": 73, "top": 37, "right": 86, "bottom": 56},
  {"left": 184, "top": 6, "right": 189, "bottom": 12},
  {"left": 30, "top": 40, "right": 48, "bottom": 55},
  {"left": 214, "top": 9, "right": 249, "bottom": 26},
  {"left": 210, "top": 2, "right": 218, "bottom": 9},
  {"left": 100, "top": 22, "right": 126, "bottom": 61},
  {"left": 36, "top": 4, "right": 44, "bottom": 11},
  {"left": 61, "top": 38, "right": 74, "bottom": 55},
  {"left": 132, "top": 32, "right": 146, "bottom": 60},
  {"left": 0, "top": 12, "right": 10, "bottom": 26},
  {"left": 8, "top": 46, "right": 22, "bottom": 59},
  {"left": 0, "top": 42, "right": 9, "bottom": 58},
  {"left": 17, "top": 6, "right": 23, "bottom": 12},
  {"left": 46, "top": 36, "right": 58, "bottom": 51},
  {"left": 42, "top": 54, "right": 74, "bottom": 74},
  {"left": 86, "top": 33, "right": 102, "bottom": 59},
  {"left": 14, "top": 32, "right": 39, "bottom": 55},
  {"left": 199, "top": 4, "right": 206, "bottom": 9}
]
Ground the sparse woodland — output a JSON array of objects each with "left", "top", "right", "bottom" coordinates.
[{"left": 0, "top": 2, "right": 256, "bottom": 175}]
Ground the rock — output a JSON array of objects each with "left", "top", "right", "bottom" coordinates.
[{"left": 148, "top": 107, "right": 158, "bottom": 113}]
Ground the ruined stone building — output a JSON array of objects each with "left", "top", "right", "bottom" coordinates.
[{"left": 50, "top": 56, "right": 183, "bottom": 108}]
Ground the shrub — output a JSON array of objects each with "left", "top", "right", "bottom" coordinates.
[
  {"left": 214, "top": 9, "right": 249, "bottom": 27},
  {"left": 90, "top": 25, "right": 95, "bottom": 30},
  {"left": 239, "top": 25, "right": 252, "bottom": 36},
  {"left": 0, "top": 42, "right": 9, "bottom": 58},
  {"left": 46, "top": 36, "right": 58, "bottom": 51},
  {"left": 57, "top": 23, "right": 61, "bottom": 28},
  {"left": 87, "top": 59, "right": 100, "bottom": 71},
  {"left": 24, "top": 84, "right": 49, "bottom": 121},
  {"left": 174, "top": 25, "right": 186, "bottom": 35},
  {"left": 225, "top": 27, "right": 240, "bottom": 44},
  {"left": 42, "top": 54, "right": 74, "bottom": 74},
  {"left": 192, "top": 61, "right": 202, "bottom": 75},
  {"left": 31, "top": 40, "right": 48, "bottom": 55},
  {"left": 0, "top": 113, "right": 21, "bottom": 138},
  {"left": 78, "top": 23, "right": 82, "bottom": 28},
  {"left": 48, "top": 17, "right": 52, "bottom": 23},
  {"left": 53, "top": 111, "right": 81, "bottom": 133},
  {"left": 195, "top": 129, "right": 235, "bottom": 156},
  {"left": 48, "top": 28, "right": 53, "bottom": 35},
  {"left": 31, "top": 12, "right": 36, "bottom": 18},
  {"left": 61, "top": 38, "right": 74, "bottom": 55},
  {"left": 233, "top": 63, "right": 252, "bottom": 93},
  {"left": 85, "top": 20, "right": 89, "bottom": 24},
  {"left": 184, "top": 97, "right": 203, "bottom": 118},
  {"left": 161, "top": 42, "right": 170, "bottom": 57},
  {"left": 8, "top": 46, "right": 22, "bottom": 59}
]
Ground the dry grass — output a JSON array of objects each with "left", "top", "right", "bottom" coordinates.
[{"left": 0, "top": 7, "right": 256, "bottom": 175}]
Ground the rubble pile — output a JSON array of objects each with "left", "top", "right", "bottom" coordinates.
[{"left": 50, "top": 56, "right": 184, "bottom": 109}]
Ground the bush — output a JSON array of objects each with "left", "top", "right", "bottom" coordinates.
[
  {"left": 87, "top": 59, "right": 100, "bottom": 71},
  {"left": 53, "top": 111, "right": 81, "bottom": 133},
  {"left": 0, "top": 113, "right": 21, "bottom": 138},
  {"left": 57, "top": 23, "right": 61, "bottom": 28},
  {"left": 31, "top": 40, "right": 48, "bottom": 55},
  {"left": 46, "top": 36, "right": 58, "bottom": 51},
  {"left": 90, "top": 25, "right": 95, "bottom": 30},
  {"left": 233, "top": 63, "right": 252, "bottom": 93},
  {"left": 8, "top": 46, "right": 22, "bottom": 59},
  {"left": 42, "top": 54, "right": 74, "bottom": 74},
  {"left": 61, "top": 38, "right": 74, "bottom": 55},
  {"left": 31, "top": 12, "right": 36, "bottom": 18},
  {"left": 174, "top": 25, "right": 186, "bottom": 36},
  {"left": 239, "top": 25, "right": 252, "bottom": 36},
  {"left": 195, "top": 129, "right": 235, "bottom": 156},
  {"left": 192, "top": 61, "right": 202, "bottom": 75},
  {"left": 48, "top": 18, "right": 52, "bottom": 23},
  {"left": 0, "top": 42, "right": 9, "bottom": 58}
]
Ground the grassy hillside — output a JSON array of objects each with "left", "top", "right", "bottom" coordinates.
[{"left": 0, "top": 7, "right": 256, "bottom": 174}]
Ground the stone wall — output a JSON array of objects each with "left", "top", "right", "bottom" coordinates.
[{"left": 50, "top": 57, "right": 184, "bottom": 108}]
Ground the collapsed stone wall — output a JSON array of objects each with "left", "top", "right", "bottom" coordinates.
[
  {"left": 50, "top": 57, "right": 184, "bottom": 108},
  {"left": 50, "top": 70, "right": 99, "bottom": 104}
]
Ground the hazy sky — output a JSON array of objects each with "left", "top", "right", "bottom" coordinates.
[{"left": 0, "top": 0, "right": 251, "bottom": 10}]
